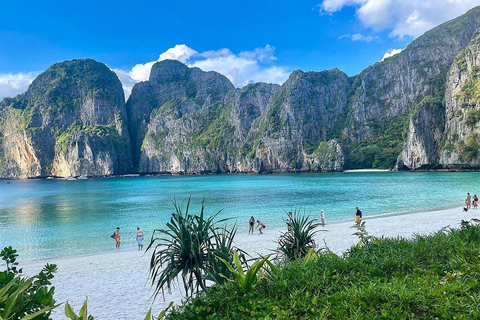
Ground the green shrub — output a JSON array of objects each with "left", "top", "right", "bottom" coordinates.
[
  {"left": 465, "top": 108, "right": 480, "bottom": 127},
  {"left": 147, "top": 198, "right": 244, "bottom": 299},
  {"left": 0, "top": 247, "right": 58, "bottom": 320},
  {"left": 458, "top": 133, "right": 480, "bottom": 161},
  {"left": 166, "top": 224, "right": 480, "bottom": 319},
  {"left": 276, "top": 211, "right": 321, "bottom": 261},
  {"left": 217, "top": 251, "right": 276, "bottom": 292}
]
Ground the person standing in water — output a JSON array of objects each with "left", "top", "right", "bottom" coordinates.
[
  {"left": 321, "top": 210, "right": 325, "bottom": 227},
  {"left": 467, "top": 193, "right": 472, "bottom": 209},
  {"left": 136, "top": 227, "right": 144, "bottom": 251},
  {"left": 248, "top": 216, "right": 255, "bottom": 235},
  {"left": 114, "top": 227, "right": 121, "bottom": 250},
  {"left": 474, "top": 195, "right": 479, "bottom": 209},
  {"left": 256, "top": 220, "right": 266, "bottom": 234},
  {"left": 355, "top": 207, "right": 362, "bottom": 225}
]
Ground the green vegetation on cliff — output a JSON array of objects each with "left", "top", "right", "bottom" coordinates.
[{"left": 345, "top": 114, "right": 409, "bottom": 169}]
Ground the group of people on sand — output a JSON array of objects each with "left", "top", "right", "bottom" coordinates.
[
  {"left": 464, "top": 193, "right": 479, "bottom": 211},
  {"left": 248, "top": 216, "right": 266, "bottom": 234},
  {"left": 248, "top": 207, "right": 363, "bottom": 234},
  {"left": 111, "top": 227, "right": 145, "bottom": 251}
]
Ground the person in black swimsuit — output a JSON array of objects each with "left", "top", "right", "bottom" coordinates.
[{"left": 249, "top": 216, "right": 255, "bottom": 235}]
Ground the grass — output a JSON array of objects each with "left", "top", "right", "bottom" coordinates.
[{"left": 166, "top": 222, "right": 480, "bottom": 319}]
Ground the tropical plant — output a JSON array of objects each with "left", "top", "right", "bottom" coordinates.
[
  {"left": 351, "top": 220, "right": 372, "bottom": 246},
  {"left": 205, "top": 225, "right": 247, "bottom": 286},
  {"left": 145, "top": 302, "right": 174, "bottom": 320},
  {"left": 276, "top": 210, "right": 321, "bottom": 261},
  {"left": 147, "top": 198, "right": 241, "bottom": 299},
  {"left": 0, "top": 277, "right": 58, "bottom": 320},
  {"left": 65, "top": 300, "right": 94, "bottom": 320},
  {"left": 0, "top": 247, "right": 21, "bottom": 274},
  {"left": 218, "top": 251, "right": 276, "bottom": 292},
  {"left": 166, "top": 224, "right": 480, "bottom": 319},
  {"left": 0, "top": 247, "right": 57, "bottom": 320}
]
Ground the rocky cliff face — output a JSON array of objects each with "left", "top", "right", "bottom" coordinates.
[
  {"left": 2, "top": 7, "right": 480, "bottom": 177},
  {"left": 440, "top": 30, "right": 480, "bottom": 168},
  {"left": 0, "top": 59, "right": 131, "bottom": 178},
  {"left": 249, "top": 69, "right": 348, "bottom": 172},
  {"left": 126, "top": 63, "right": 346, "bottom": 174},
  {"left": 344, "top": 6, "right": 480, "bottom": 170}
]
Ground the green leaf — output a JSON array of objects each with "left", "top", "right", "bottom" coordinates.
[{"left": 65, "top": 302, "right": 78, "bottom": 319}]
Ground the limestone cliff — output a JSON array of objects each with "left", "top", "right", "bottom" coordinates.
[
  {"left": 126, "top": 62, "right": 346, "bottom": 173},
  {"left": 440, "top": 30, "right": 480, "bottom": 168},
  {"left": 250, "top": 69, "right": 348, "bottom": 172},
  {"left": 0, "top": 59, "right": 131, "bottom": 178},
  {"left": 347, "top": 6, "right": 480, "bottom": 170},
  {"left": 3, "top": 7, "right": 480, "bottom": 177}
]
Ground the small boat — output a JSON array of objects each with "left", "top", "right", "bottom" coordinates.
[
  {"left": 4, "top": 181, "right": 11, "bottom": 184},
  {"left": 78, "top": 176, "right": 88, "bottom": 180},
  {"left": 66, "top": 177, "right": 77, "bottom": 181},
  {"left": 46, "top": 177, "right": 54, "bottom": 180}
]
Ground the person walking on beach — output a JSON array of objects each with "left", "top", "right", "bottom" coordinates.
[
  {"left": 136, "top": 227, "right": 144, "bottom": 251},
  {"left": 114, "top": 227, "right": 121, "bottom": 250},
  {"left": 286, "top": 212, "right": 293, "bottom": 232},
  {"left": 474, "top": 195, "right": 478, "bottom": 209},
  {"left": 256, "top": 220, "right": 266, "bottom": 234},
  {"left": 249, "top": 216, "right": 255, "bottom": 235},
  {"left": 466, "top": 193, "right": 472, "bottom": 209},
  {"left": 321, "top": 209, "right": 325, "bottom": 227},
  {"left": 355, "top": 207, "right": 362, "bottom": 225}
]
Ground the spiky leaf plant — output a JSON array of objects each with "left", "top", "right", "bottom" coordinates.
[{"left": 276, "top": 210, "right": 321, "bottom": 261}]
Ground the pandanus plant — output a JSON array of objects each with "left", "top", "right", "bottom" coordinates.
[
  {"left": 276, "top": 210, "right": 321, "bottom": 261},
  {"left": 147, "top": 198, "right": 244, "bottom": 299}
]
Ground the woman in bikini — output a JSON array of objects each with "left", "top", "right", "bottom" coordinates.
[
  {"left": 249, "top": 216, "right": 255, "bottom": 235},
  {"left": 114, "top": 227, "right": 121, "bottom": 249}
]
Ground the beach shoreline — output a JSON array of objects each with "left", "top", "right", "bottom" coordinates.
[
  {"left": 18, "top": 205, "right": 477, "bottom": 319},
  {"left": 12, "top": 201, "right": 464, "bottom": 265}
]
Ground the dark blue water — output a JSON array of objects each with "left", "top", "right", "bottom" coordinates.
[{"left": 1, "top": 172, "right": 479, "bottom": 261}]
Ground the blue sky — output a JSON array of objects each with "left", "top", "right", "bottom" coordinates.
[{"left": 1, "top": 0, "right": 479, "bottom": 98}]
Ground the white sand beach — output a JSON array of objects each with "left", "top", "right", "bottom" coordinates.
[
  {"left": 344, "top": 169, "right": 391, "bottom": 172},
  {"left": 21, "top": 206, "right": 477, "bottom": 320}
]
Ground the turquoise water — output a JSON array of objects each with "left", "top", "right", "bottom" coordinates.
[{"left": 1, "top": 172, "right": 479, "bottom": 261}]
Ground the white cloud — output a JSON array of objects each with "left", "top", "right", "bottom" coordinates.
[
  {"left": 339, "top": 33, "right": 380, "bottom": 42},
  {"left": 115, "top": 44, "right": 291, "bottom": 99},
  {"left": 381, "top": 48, "right": 403, "bottom": 61},
  {"left": 319, "top": 0, "right": 480, "bottom": 38},
  {"left": 159, "top": 44, "right": 198, "bottom": 63},
  {"left": 319, "top": 0, "right": 366, "bottom": 13},
  {"left": 112, "top": 68, "right": 138, "bottom": 99},
  {"left": 0, "top": 72, "right": 38, "bottom": 100}
]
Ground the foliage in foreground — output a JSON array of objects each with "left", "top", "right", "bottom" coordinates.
[
  {"left": 218, "top": 252, "right": 277, "bottom": 293},
  {"left": 65, "top": 300, "right": 94, "bottom": 320},
  {"left": 276, "top": 210, "right": 321, "bottom": 261},
  {"left": 166, "top": 222, "right": 480, "bottom": 319},
  {"left": 147, "top": 198, "right": 245, "bottom": 299},
  {"left": 0, "top": 247, "right": 58, "bottom": 320}
]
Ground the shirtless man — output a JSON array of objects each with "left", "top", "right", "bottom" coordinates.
[
  {"left": 467, "top": 193, "right": 472, "bottom": 209},
  {"left": 136, "top": 227, "right": 144, "bottom": 251},
  {"left": 256, "top": 220, "right": 266, "bottom": 234}
]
